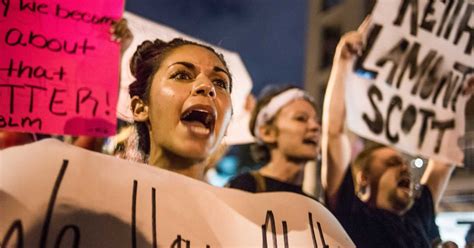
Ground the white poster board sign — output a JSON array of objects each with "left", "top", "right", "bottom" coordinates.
[
  {"left": 0, "top": 139, "right": 354, "bottom": 247},
  {"left": 118, "top": 11, "right": 254, "bottom": 145},
  {"left": 345, "top": 0, "right": 473, "bottom": 164}
]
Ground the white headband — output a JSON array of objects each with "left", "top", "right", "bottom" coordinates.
[{"left": 254, "top": 88, "right": 314, "bottom": 141}]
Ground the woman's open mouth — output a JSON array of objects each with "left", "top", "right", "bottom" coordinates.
[
  {"left": 180, "top": 105, "right": 216, "bottom": 137},
  {"left": 302, "top": 137, "right": 319, "bottom": 147}
]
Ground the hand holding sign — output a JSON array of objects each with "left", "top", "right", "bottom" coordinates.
[
  {"left": 0, "top": 140, "right": 355, "bottom": 247},
  {"left": 344, "top": 0, "right": 473, "bottom": 164},
  {"left": 463, "top": 76, "right": 474, "bottom": 95},
  {"left": 337, "top": 16, "right": 371, "bottom": 60},
  {"left": 111, "top": 18, "right": 133, "bottom": 55},
  {"left": 0, "top": 0, "right": 124, "bottom": 137}
]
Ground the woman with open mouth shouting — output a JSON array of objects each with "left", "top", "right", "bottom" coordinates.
[
  {"left": 129, "top": 38, "right": 233, "bottom": 181},
  {"left": 227, "top": 85, "right": 321, "bottom": 196}
]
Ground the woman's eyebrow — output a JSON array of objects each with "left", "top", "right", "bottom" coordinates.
[
  {"left": 213, "top": 66, "right": 231, "bottom": 79},
  {"left": 293, "top": 111, "right": 308, "bottom": 116},
  {"left": 168, "top": 62, "right": 229, "bottom": 79},
  {"left": 168, "top": 61, "right": 195, "bottom": 70}
]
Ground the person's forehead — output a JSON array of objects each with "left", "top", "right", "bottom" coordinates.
[
  {"left": 279, "top": 99, "right": 317, "bottom": 115},
  {"left": 162, "top": 45, "right": 225, "bottom": 68},
  {"left": 372, "top": 147, "right": 403, "bottom": 161}
]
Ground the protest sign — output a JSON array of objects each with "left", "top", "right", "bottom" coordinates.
[
  {"left": 0, "top": 139, "right": 354, "bottom": 247},
  {"left": 0, "top": 0, "right": 123, "bottom": 137},
  {"left": 117, "top": 12, "right": 255, "bottom": 145},
  {"left": 344, "top": 0, "right": 473, "bottom": 164}
]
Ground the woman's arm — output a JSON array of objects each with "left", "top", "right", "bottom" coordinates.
[{"left": 322, "top": 18, "right": 370, "bottom": 203}]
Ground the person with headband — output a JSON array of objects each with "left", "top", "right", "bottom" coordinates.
[
  {"left": 227, "top": 85, "right": 321, "bottom": 196},
  {"left": 128, "top": 38, "right": 233, "bottom": 181}
]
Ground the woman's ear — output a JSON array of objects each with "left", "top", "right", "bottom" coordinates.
[
  {"left": 258, "top": 124, "right": 277, "bottom": 144},
  {"left": 131, "top": 96, "right": 149, "bottom": 122}
]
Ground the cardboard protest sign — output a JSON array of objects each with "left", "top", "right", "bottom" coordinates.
[
  {"left": 0, "top": 139, "right": 354, "bottom": 247},
  {"left": 0, "top": 0, "right": 123, "bottom": 137},
  {"left": 344, "top": 0, "right": 473, "bottom": 164},
  {"left": 117, "top": 12, "right": 255, "bottom": 145}
]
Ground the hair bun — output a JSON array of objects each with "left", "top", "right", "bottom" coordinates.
[{"left": 129, "top": 39, "right": 167, "bottom": 78}]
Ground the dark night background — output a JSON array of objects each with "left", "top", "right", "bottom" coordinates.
[{"left": 125, "top": 0, "right": 309, "bottom": 94}]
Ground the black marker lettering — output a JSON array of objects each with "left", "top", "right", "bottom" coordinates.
[
  {"left": 55, "top": 4, "right": 113, "bottom": 25},
  {"left": 363, "top": 85, "right": 384, "bottom": 135},
  {"left": 393, "top": 0, "right": 419, "bottom": 36},
  {"left": 170, "top": 235, "right": 182, "bottom": 248},
  {"left": 5, "top": 28, "right": 95, "bottom": 55},
  {"left": 401, "top": 105, "right": 417, "bottom": 134},
  {"left": 397, "top": 42, "right": 436, "bottom": 90},
  {"left": 282, "top": 221, "right": 289, "bottom": 248},
  {"left": 0, "top": 58, "right": 15, "bottom": 77},
  {"left": 18, "top": 0, "right": 48, "bottom": 14},
  {"left": 0, "top": 115, "right": 42, "bottom": 129},
  {"left": 54, "top": 225, "right": 80, "bottom": 248},
  {"left": 421, "top": 0, "right": 436, "bottom": 32},
  {"left": 437, "top": 0, "right": 455, "bottom": 36},
  {"left": 24, "top": 84, "right": 46, "bottom": 113},
  {"left": 261, "top": 211, "right": 277, "bottom": 248},
  {"left": 39, "top": 160, "right": 69, "bottom": 248},
  {"left": 375, "top": 38, "right": 409, "bottom": 86},
  {"left": 308, "top": 213, "right": 318, "bottom": 248},
  {"left": 419, "top": 56, "right": 443, "bottom": 100},
  {"left": 28, "top": 31, "right": 48, "bottom": 49},
  {"left": 451, "top": 62, "right": 474, "bottom": 112},
  {"left": 36, "top": 3, "right": 48, "bottom": 14},
  {"left": 21, "top": 116, "right": 42, "bottom": 130},
  {"left": 105, "top": 92, "right": 110, "bottom": 115},
  {"left": 0, "top": 59, "right": 66, "bottom": 81},
  {"left": 453, "top": 62, "right": 474, "bottom": 81},
  {"left": 19, "top": 0, "right": 47, "bottom": 14},
  {"left": 1, "top": 219, "right": 23, "bottom": 248},
  {"left": 10, "top": 116, "right": 40, "bottom": 129},
  {"left": 316, "top": 222, "right": 329, "bottom": 248},
  {"left": 0, "top": 84, "right": 23, "bottom": 113},
  {"left": 19, "top": 0, "right": 34, "bottom": 12},
  {"left": 76, "top": 87, "right": 98, "bottom": 116},
  {"left": 7, "top": 116, "right": 19, "bottom": 127},
  {"left": 170, "top": 235, "right": 191, "bottom": 248},
  {"left": 131, "top": 180, "right": 137, "bottom": 248},
  {"left": 386, "top": 95, "right": 403, "bottom": 143},
  {"left": 353, "top": 24, "right": 382, "bottom": 78},
  {"left": 77, "top": 39, "right": 95, "bottom": 55},
  {"left": 5, "top": 28, "right": 25, "bottom": 47},
  {"left": 308, "top": 212, "right": 329, "bottom": 248},
  {"left": 1, "top": 0, "right": 9, "bottom": 17},
  {"left": 450, "top": 83, "right": 464, "bottom": 112},
  {"left": 431, "top": 119, "right": 455, "bottom": 153},
  {"left": 432, "top": 71, "right": 459, "bottom": 108},
  {"left": 454, "top": 3, "right": 473, "bottom": 55},
  {"left": 49, "top": 88, "right": 67, "bottom": 116},
  {"left": 444, "top": 0, "right": 464, "bottom": 40},
  {"left": 418, "top": 108, "right": 435, "bottom": 149},
  {"left": 152, "top": 187, "right": 157, "bottom": 248},
  {"left": 0, "top": 115, "right": 5, "bottom": 128}
]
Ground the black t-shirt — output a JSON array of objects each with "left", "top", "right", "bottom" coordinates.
[
  {"left": 227, "top": 171, "right": 307, "bottom": 196},
  {"left": 329, "top": 167, "right": 441, "bottom": 248}
]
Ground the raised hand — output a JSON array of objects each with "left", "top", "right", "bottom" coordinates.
[{"left": 110, "top": 18, "right": 133, "bottom": 56}]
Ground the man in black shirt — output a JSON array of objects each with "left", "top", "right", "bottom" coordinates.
[{"left": 321, "top": 19, "right": 459, "bottom": 248}]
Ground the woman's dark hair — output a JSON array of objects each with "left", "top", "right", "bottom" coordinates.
[
  {"left": 128, "top": 38, "right": 232, "bottom": 155},
  {"left": 249, "top": 85, "right": 319, "bottom": 164}
]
